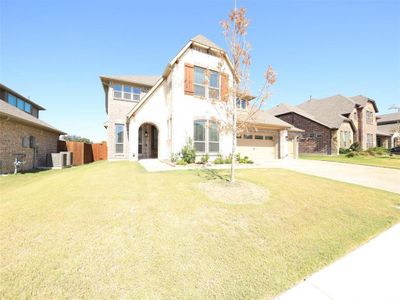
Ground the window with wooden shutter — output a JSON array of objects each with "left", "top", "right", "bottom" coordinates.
[
  {"left": 184, "top": 64, "right": 194, "bottom": 95},
  {"left": 221, "top": 73, "right": 229, "bottom": 101}
]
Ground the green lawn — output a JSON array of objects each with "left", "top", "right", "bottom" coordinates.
[
  {"left": 301, "top": 153, "right": 400, "bottom": 169},
  {"left": 1, "top": 162, "right": 399, "bottom": 299}
]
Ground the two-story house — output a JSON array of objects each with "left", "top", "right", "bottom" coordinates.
[
  {"left": 100, "top": 35, "right": 302, "bottom": 163},
  {"left": 268, "top": 94, "right": 379, "bottom": 155},
  {"left": 0, "top": 83, "right": 65, "bottom": 173}
]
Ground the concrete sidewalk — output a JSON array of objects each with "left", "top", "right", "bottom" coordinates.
[{"left": 276, "top": 223, "right": 400, "bottom": 300}]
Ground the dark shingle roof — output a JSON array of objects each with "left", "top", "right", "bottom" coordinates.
[
  {"left": 377, "top": 112, "right": 400, "bottom": 124},
  {"left": 350, "top": 95, "right": 379, "bottom": 112},
  {"left": 297, "top": 95, "right": 356, "bottom": 128},
  {"left": 0, "top": 100, "right": 65, "bottom": 134},
  {"left": 268, "top": 103, "right": 332, "bottom": 128}
]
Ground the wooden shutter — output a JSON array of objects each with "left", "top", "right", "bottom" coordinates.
[
  {"left": 221, "top": 73, "right": 229, "bottom": 101},
  {"left": 184, "top": 64, "right": 194, "bottom": 95}
]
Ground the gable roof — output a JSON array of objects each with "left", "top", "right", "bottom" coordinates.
[
  {"left": 238, "top": 110, "right": 303, "bottom": 132},
  {"left": 268, "top": 102, "right": 331, "bottom": 128},
  {"left": 100, "top": 75, "right": 160, "bottom": 87},
  {"left": 0, "top": 99, "right": 65, "bottom": 134},
  {"left": 377, "top": 123, "right": 399, "bottom": 136},
  {"left": 298, "top": 95, "right": 357, "bottom": 129},
  {"left": 191, "top": 34, "right": 224, "bottom": 51},
  {"left": 350, "top": 95, "right": 379, "bottom": 112},
  {"left": 377, "top": 112, "right": 400, "bottom": 124},
  {"left": 127, "top": 34, "right": 233, "bottom": 118}
]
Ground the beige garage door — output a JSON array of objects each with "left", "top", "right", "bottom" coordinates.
[{"left": 237, "top": 133, "right": 277, "bottom": 162}]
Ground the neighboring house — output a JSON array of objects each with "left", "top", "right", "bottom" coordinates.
[
  {"left": 100, "top": 35, "right": 302, "bottom": 163},
  {"left": 377, "top": 112, "right": 400, "bottom": 148},
  {"left": 0, "top": 83, "right": 65, "bottom": 173},
  {"left": 268, "top": 94, "right": 379, "bottom": 155}
]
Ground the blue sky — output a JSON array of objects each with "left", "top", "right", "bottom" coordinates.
[{"left": 1, "top": 0, "right": 399, "bottom": 142}]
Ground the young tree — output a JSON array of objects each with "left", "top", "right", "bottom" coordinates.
[{"left": 214, "top": 7, "right": 276, "bottom": 183}]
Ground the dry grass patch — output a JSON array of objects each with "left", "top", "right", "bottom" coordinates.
[{"left": 199, "top": 179, "right": 269, "bottom": 204}]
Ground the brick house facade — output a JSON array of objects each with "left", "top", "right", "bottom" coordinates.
[
  {"left": 278, "top": 113, "right": 333, "bottom": 154},
  {"left": 0, "top": 84, "right": 64, "bottom": 173}
]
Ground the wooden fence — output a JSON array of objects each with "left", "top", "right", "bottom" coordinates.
[{"left": 57, "top": 141, "right": 107, "bottom": 166}]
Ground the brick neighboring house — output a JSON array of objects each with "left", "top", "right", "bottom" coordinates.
[
  {"left": 268, "top": 94, "right": 379, "bottom": 155},
  {"left": 377, "top": 112, "right": 400, "bottom": 148},
  {"left": 0, "top": 83, "right": 65, "bottom": 173}
]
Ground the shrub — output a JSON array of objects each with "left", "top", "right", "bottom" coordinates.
[
  {"left": 214, "top": 154, "right": 225, "bottom": 164},
  {"left": 224, "top": 154, "right": 233, "bottom": 164},
  {"left": 339, "top": 148, "right": 350, "bottom": 154},
  {"left": 181, "top": 138, "right": 196, "bottom": 163},
  {"left": 367, "top": 147, "right": 389, "bottom": 156},
  {"left": 170, "top": 152, "right": 180, "bottom": 163},
  {"left": 346, "top": 152, "right": 359, "bottom": 158},
  {"left": 349, "top": 142, "right": 361, "bottom": 152},
  {"left": 236, "top": 153, "right": 253, "bottom": 164},
  {"left": 200, "top": 154, "right": 209, "bottom": 164},
  {"left": 176, "top": 159, "right": 187, "bottom": 165}
]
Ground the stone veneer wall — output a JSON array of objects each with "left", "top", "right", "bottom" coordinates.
[{"left": 0, "top": 117, "right": 59, "bottom": 173}]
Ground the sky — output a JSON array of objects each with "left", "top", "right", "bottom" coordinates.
[{"left": 1, "top": 0, "right": 399, "bottom": 142}]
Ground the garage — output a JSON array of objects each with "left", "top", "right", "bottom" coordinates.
[{"left": 237, "top": 132, "right": 278, "bottom": 162}]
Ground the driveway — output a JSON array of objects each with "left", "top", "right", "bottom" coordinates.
[
  {"left": 139, "top": 159, "right": 400, "bottom": 194},
  {"left": 274, "top": 159, "right": 400, "bottom": 194},
  {"left": 275, "top": 223, "right": 400, "bottom": 300}
]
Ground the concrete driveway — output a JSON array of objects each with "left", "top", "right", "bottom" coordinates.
[
  {"left": 272, "top": 159, "right": 400, "bottom": 194},
  {"left": 139, "top": 159, "right": 400, "bottom": 194},
  {"left": 275, "top": 223, "right": 400, "bottom": 300}
]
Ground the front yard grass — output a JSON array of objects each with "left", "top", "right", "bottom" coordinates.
[
  {"left": 1, "top": 161, "right": 399, "bottom": 299},
  {"left": 300, "top": 153, "right": 400, "bottom": 169}
]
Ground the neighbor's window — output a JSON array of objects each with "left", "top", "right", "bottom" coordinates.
[
  {"left": 24, "top": 102, "right": 31, "bottom": 113},
  {"left": 194, "top": 120, "right": 206, "bottom": 152},
  {"left": 367, "top": 133, "right": 374, "bottom": 148},
  {"left": 194, "top": 66, "right": 206, "bottom": 97},
  {"left": 209, "top": 70, "right": 220, "bottom": 100},
  {"left": 208, "top": 121, "right": 219, "bottom": 152},
  {"left": 17, "top": 98, "right": 24, "bottom": 110},
  {"left": 366, "top": 110, "right": 374, "bottom": 124},
  {"left": 7, "top": 94, "right": 17, "bottom": 106},
  {"left": 113, "top": 84, "right": 122, "bottom": 98},
  {"left": 115, "top": 124, "right": 124, "bottom": 153}
]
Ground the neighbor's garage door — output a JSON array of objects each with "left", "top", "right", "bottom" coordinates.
[{"left": 237, "top": 133, "right": 277, "bottom": 162}]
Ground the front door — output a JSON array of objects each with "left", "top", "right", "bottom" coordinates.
[{"left": 138, "top": 124, "right": 158, "bottom": 159}]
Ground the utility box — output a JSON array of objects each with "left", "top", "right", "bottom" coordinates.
[{"left": 47, "top": 152, "right": 72, "bottom": 169}]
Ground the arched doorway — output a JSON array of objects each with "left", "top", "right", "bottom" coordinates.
[{"left": 138, "top": 123, "right": 158, "bottom": 159}]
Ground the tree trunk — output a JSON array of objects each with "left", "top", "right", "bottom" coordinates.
[{"left": 230, "top": 89, "right": 237, "bottom": 183}]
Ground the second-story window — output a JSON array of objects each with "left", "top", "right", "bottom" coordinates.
[
  {"left": 113, "top": 84, "right": 122, "bottom": 98},
  {"left": 194, "top": 66, "right": 206, "bottom": 97},
  {"left": 209, "top": 70, "right": 220, "bottom": 99},
  {"left": 114, "top": 84, "right": 141, "bottom": 101},
  {"left": 236, "top": 99, "right": 247, "bottom": 110},
  {"left": 366, "top": 110, "right": 374, "bottom": 124}
]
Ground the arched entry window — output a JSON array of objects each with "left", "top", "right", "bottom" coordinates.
[{"left": 138, "top": 123, "right": 158, "bottom": 159}]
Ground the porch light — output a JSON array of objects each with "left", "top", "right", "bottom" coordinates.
[{"left": 144, "top": 131, "right": 148, "bottom": 137}]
